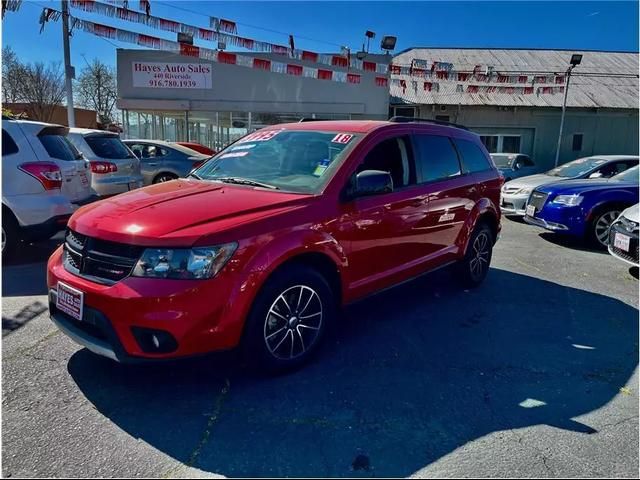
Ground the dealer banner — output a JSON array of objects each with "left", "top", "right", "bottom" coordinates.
[{"left": 132, "top": 62, "right": 213, "bottom": 89}]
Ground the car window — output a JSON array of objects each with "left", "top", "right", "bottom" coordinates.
[
  {"left": 357, "top": 136, "right": 414, "bottom": 189},
  {"left": 454, "top": 139, "right": 492, "bottom": 173},
  {"left": 489, "top": 154, "right": 514, "bottom": 169},
  {"left": 519, "top": 155, "right": 534, "bottom": 167},
  {"left": 195, "top": 130, "right": 359, "bottom": 194},
  {"left": 85, "top": 135, "right": 135, "bottom": 159},
  {"left": 2, "top": 129, "right": 19, "bottom": 155},
  {"left": 597, "top": 161, "right": 632, "bottom": 178},
  {"left": 546, "top": 157, "right": 607, "bottom": 178},
  {"left": 611, "top": 165, "right": 639, "bottom": 183},
  {"left": 413, "top": 134, "right": 461, "bottom": 182},
  {"left": 39, "top": 133, "right": 81, "bottom": 161}
]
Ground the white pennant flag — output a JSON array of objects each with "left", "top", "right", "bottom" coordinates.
[{"left": 303, "top": 66, "right": 318, "bottom": 78}]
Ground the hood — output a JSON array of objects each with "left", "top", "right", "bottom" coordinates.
[
  {"left": 536, "top": 178, "right": 639, "bottom": 195},
  {"left": 503, "top": 174, "right": 556, "bottom": 189},
  {"left": 621, "top": 203, "right": 640, "bottom": 223},
  {"left": 69, "top": 179, "right": 312, "bottom": 246}
]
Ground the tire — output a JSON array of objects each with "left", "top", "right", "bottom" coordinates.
[
  {"left": 241, "top": 264, "right": 336, "bottom": 374},
  {"left": 588, "top": 206, "right": 622, "bottom": 249},
  {"left": 2, "top": 210, "right": 21, "bottom": 261},
  {"left": 457, "top": 223, "right": 494, "bottom": 288},
  {"left": 153, "top": 173, "right": 178, "bottom": 184}
]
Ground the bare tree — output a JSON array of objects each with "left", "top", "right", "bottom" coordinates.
[
  {"left": 15, "top": 61, "right": 66, "bottom": 122},
  {"left": 2, "top": 46, "right": 25, "bottom": 103},
  {"left": 75, "top": 59, "right": 118, "bottom": 124}
]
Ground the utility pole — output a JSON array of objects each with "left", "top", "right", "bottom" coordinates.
[
  {"left": 61, "top": 0, "right": 75, "bottom": 127},
  {"left": 553, "top": 53, "right": 583, "bottom": 167}
]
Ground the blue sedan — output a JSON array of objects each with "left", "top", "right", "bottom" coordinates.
[{"left": 524, "top": 166, "right": 639, "bottom": 247}]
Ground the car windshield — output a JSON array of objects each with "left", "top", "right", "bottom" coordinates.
[
  {"left": 85, "top": 135, "right": 135, "bottom": 159},
  {"left": 194, "top": 129, "right": 359, "bottom": 193},
  {"left": 546, "top": 157, "right": 607, "bottom": 178},
  {"left": 490, "top": 154, "right": 516, "bottom": 168},
  {"left": 611, "top": 165, "right": 639, "bottom": 183}
]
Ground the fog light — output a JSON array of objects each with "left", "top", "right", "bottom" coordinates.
[
  {"left": 152, "top": 335, "right": 160, "bottom": 349},
  {"left": 131, "top": 327, "right": 178, "bottom": 354}
]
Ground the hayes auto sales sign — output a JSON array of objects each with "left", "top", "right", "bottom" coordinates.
[{"left": 132, "top": 62, "right": 212, "bottom": 89}]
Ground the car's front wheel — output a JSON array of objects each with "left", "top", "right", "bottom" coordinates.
[
  {"left": 457, "top": 223, "right": 494, "bottom": 287},
  {"left": 589, "top": 207, "right": 622, "bottom": 249},
  {"left": 2, "top": 211, "right": 20, "bottom": 260},
  {"left": 153, "top": 173, "right": 178, "bottom": 184},
  {"left": 242, "top": 264, "right": 335, "bottom": 373}
]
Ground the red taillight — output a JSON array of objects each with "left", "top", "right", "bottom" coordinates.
[
  {"left": 19, "top": 162, "right": 63, "bottom": 190},
  {"left": 90, "top": 161, "right": 118, "bottom": 174}
]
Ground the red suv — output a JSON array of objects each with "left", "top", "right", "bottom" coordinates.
[{"left": 47, "top": 119, "right": 502, "bottom": 371}]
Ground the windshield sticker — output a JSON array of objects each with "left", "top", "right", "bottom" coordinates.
[
  {"left": 230, "top": 144, "right": 256, "bottom": 151},
  {"left": 220, "top": 151, "right": 249, "bottom": 159},
  {"left": 238, "top": 130, "right": 281, "bottom": 143},
  {"left": 332, "top": 133, "right": 353, "bottom": 144},
  {"left": 313, "top": 159, "right": 331, "bottom": 177}
]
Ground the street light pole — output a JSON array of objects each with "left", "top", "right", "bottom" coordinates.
[
  {"left": 61, "top": 0, "right": 75, "bottom": 128},
  {"left": 553, "top": 53, "right": 582, "bottom": 168}
]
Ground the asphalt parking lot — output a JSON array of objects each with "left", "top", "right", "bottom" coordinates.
[{"left": 2, "top": 219, "right": 638, "bottom": 478}]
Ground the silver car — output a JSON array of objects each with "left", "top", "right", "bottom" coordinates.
[
  {"left": 490, "top": 153, "right": 538, "bottom": 182},
  {"left": 501, "top": 155, "right": 639, "bottom": 216},
  {"left": 123, "top": 140, "right": 210, "bottom": 185},
  {"left": 608, "top": 203, "right": 639, "bottom": 267},
  {"left": 68, "top": 128, "right": 144, "bottom": 197}
]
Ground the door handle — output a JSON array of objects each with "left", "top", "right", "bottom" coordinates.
[{"left": 148, "top": 163, "right": 158, "bottom": 166}]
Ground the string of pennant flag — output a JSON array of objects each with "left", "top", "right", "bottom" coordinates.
[
  {"left": 69, "top": 0, "right": 388, "bottom": 75},
  {"left": 40, "top": 8, "right": 390, "bottom": 87},
  {"left": 391, "top": 78, "right": 567, "bottom": 95}
]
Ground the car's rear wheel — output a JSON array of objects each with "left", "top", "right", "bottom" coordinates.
[
  {"left": 457, "top": 223, "right": 494, "bottom": 288},
  {"left": 153, "top": 173, "right": 178, "bottom": 184},
  {"left": 589, "top": 207, "right": 622, "bottom": 248},
  {"left": 2, "top": 211, "right": 20, "bottom": 260},
  {"left": 242, "top": 264, "right": 335, "bottom": 374}
]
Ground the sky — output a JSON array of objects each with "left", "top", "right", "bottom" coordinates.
[{"left": 1, "top": 0, "right": 638, "bottom": 71}]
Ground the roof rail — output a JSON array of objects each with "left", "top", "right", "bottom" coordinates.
[
  {"left": 298, "top": 117, "right": 331, "bottom": 122},
  {"left": 388, "top": 116, "right": 469, "bottom": 131}
]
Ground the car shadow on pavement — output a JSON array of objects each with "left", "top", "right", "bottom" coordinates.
[
  {"left": 537, "top": 231, "right": 607, "bottom": 254},
  {"left": 67, "top": 267, "right": 638, "bottom": 477},
  {"left": 2, "top": 238, "right": 62, "bottom": 298}
]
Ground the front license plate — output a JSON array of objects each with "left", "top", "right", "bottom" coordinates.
[
  {"left": 614, "top": 232, "right": 631, "bottom": 252},
  {"left": 56, "top": 282, "right": 84, "bottom": 321},
  {"left": 526, "top": 204, "right": 536, "bottom": 217}
]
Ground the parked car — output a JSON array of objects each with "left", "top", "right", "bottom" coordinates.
[
  {"left": 501, "top": 155, "right": 639, "bottom": 216},
  {"left": 608, "top": 204, "right": 639, "bottom": 267},
  {"left": 2, "top": 119, "right": 94, "bottom": 257},
  {"left": 67, "top": 128, "right": 144, "bottom": 197},
  {"left": 175, "top": 141, "right": 216, "bottom": 156},
  {"left": 123, "top": 140, "right": 210, "bottom": 185},
  {"left": 524, "top": 166, "right": 639, "bottom": 247},
  {"left": 47, "top": 119, "right": 502, "bottom": 372},
  {"left": 490, "top": 153, "right": 537, "bottom": 182}
]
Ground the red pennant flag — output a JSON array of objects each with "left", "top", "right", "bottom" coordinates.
[
  {"left": 347, "top": 73, "right": 361, "bottom": 84},
  {"left": 94, "top": 23, "right": 117, "bottom": 39},
  {"left": 555, "top": 75, "right": 566, "bottom": 84},
  {"left": 253, "top": 58, "right": 271, "bottom": 70},
  {"left": 318, "top": 69, "right": 333, "bottom": 80},
  {"left": 467, "top": 85, "right": 479, "bottom": 93},
  {"left": 457, "top": 73, "right": 470, "bottom": 81},
  {"left": 518, "top": 75, "right": 528, "bottom": 83},
  {"left": 199, "top": 28, "right": 214, "bottom": 41},
  {"left": 159, "top": 18, "right": 180, "bottom": 32},
  {"left": 301, "top": 51, "right": 318, "bottom": 62},
  {"left": 363, "top": 61, "right": 377, "bottom": 72},
  {"left": 331, "top": 56, "right": 348, "bottom": 68},
  {"left": 218, "top": 52, "right": 237, "bottom": 64},
  {"left": 218, "top": 19, "right": 237, "bottom": 34},
  {"left": 140, "top": 0, "right": 150, "bottom": 16},
  {"left": 524, "top": 86, "right": 534, "bottom": 94},
  {"left": 180, "top": 43, "right": 199, "bottom": 58},
  {"left": 389, "top": 64, "right": 401, "bottom": 75},
  {"left": 424, "top": 82, "right": 432, "bottom": 91},
  {"left": 287, "top": 64, "right": 303, "bottom": 76},
  {"left": 375, "top": 76, "right": 388, "bottom": 87}
]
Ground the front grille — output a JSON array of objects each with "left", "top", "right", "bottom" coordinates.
[
  {"left": 528, "top": 191, "right": 548, "bottom": 213},
  {"left": 63, "top": 229, "right": 144, "bottom": 284},
  {"left": 608, "top": 224, "right": 640, "bottom": 265},
  {"left": 502, "top": 186, "right": 520, "bottom": 195}
]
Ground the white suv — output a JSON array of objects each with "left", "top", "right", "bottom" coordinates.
[{"left": 2, "top": 119, "right": 95, "bottom": 258}]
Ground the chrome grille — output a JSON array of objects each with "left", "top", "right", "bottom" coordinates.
[
  {"left": 63, "top": 229, "right": 144, "bottom": 284},
  {"left": 527, "top": 191, "right": 548, "bottom": 213},
  {"left": 502, "top": 186, "right": 520, "bottom": 195}
]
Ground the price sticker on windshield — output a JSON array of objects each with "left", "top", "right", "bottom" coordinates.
[
  {"left": 332, "top": 133, "right": 353, "bottom": 144},
  {"left": 238, "top": 130, "right": 281, "bottom": 143}
]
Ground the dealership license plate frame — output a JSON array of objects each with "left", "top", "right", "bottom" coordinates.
[
  {"left": 56, "top": 282, "right": 84, "bottom": 322},
  {"left": 614, "top": 232, "right": 631, "bottom": 252}
]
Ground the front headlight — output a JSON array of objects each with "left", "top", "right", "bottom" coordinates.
[
  {"left": 552, "top": 194, "right": 583, "bottom": 206},
  {"left": 132, "top": 243, "right": 238, "bottom": 279},
  {"left": 517, "top": 188, "right": 532, "bottom": 195}
]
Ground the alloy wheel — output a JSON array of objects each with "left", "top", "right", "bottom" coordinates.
[
  {"left": 595, "top": 210, "right": 620, "bottom": 246},
  {"left": 263, "top": 285, "right": 323, "bottom": 360},
  {"left": 469, "top": 232, "right": 490, "bottom": 280}
]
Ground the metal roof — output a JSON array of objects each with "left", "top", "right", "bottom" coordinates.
[{"left": 390, "top": 48, "right": 639, "bottom": 109}]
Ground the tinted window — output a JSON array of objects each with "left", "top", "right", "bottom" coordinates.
[
  {"left": 598, "top": 161, "right": 634, "bottom": 178},
  {"left": 40, "top": 134, "right": 81, "bottom": 161},
  {"left": 85, "top": 136, "right": 135, "bottom": 159},
  {"left": 2, "top": 129, "right": 18, "bottom": 155},
  {"left": 455, "top": 139, "right": 492, "bottom": 173},
  {"left": 358, "top": 136, "right": 414, "bottom": 188},
  {"left": 611, "top": 165, "right": 639, "bottom": 183},
  {"left": 519, "top": 155, "right": 534, "bottom": 167},
  {"left": 414, "top": 134, "right": 461, "bottom": 182},
  {"left": 546, "top": 157, "right": 607, "bottom": 178}
]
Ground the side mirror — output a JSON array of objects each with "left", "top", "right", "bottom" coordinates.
[
  {"left": 589, "top": 172, "right": 604, "bottom": 179},
  {"left": 514, "top": 163, "right": 522, "bottom": 171},
  {"left": 345, "top": 170, "right": 393, "bottom": 200}
]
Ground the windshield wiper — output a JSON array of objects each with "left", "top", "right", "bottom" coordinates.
[{"left": 214, "top": 177, "right": 279, "bottom": 190}]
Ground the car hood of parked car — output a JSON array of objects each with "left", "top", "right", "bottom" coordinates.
[
  {"left": 620, "top": 203, "right": 640, "bottom": 223},
  {"left": 503, "top": 173, "right": 558, "bottom": 190},
  {"left": 535, "top": 178, "right": 639, "bottom": 195},
  {"left": 68, "top": 179, "right": 313, "bottom": 246}
]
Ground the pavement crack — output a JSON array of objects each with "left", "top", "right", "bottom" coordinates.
[{"left": 4, "top": 330, "right": 60, "bottom": 361}]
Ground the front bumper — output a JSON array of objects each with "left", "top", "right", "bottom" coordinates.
[
  {"left": 608, "top": 222, "right": 639, "bottom": 267},
  {"left": 47, "top": 246, "right": 248, "bottom": 362},
  {"left": 524, "top": 214, "right": 569, "bottom": 231},
  {"left": 500, "top": 194, "right": 528, "bottom": 216}
]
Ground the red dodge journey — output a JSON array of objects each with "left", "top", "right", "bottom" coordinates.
[{"left": 47, "top": 119, "right": 502, "bottom": 372}]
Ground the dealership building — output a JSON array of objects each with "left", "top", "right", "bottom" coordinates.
[
  {"left": 390, "top": 48, "right": 639, "bottom": 169},
  {"left": 117, "top": 48, "right": 390, "bottom": 150},
  {"left": 117, "top": 47, "right": 639, "bottom": 168}
]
